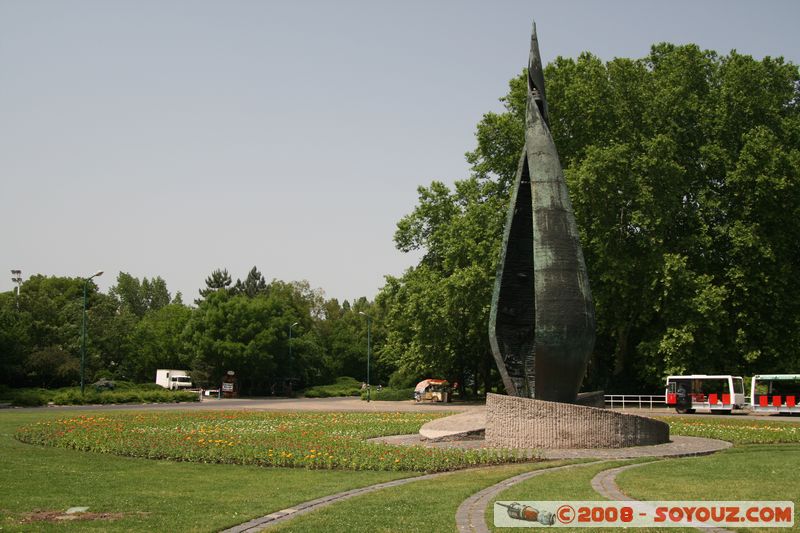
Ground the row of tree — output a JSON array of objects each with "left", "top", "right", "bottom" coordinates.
[
  {"left": 2, "top": 43, "right": 798, "bottom": 395},
  {"left": 0, "top": 269, "right": 380, "bottom": 394}
]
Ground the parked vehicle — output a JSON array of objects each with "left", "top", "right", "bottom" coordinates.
[
  {"left": 414, "top": 379, "right": 451, "bottom": 403},
  {"left": 155, "top": 369, "right": 193, "bottom": 390},
  {"left": 750, "top": 374, "right": 800, "bottom": 414},
  {"left": 665, "top": 374, "right": 745, "bottom": 414}
]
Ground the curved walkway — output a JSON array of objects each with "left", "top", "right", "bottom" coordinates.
[{"left": 455, "top": 460, "right": 608, "bottom": 533}]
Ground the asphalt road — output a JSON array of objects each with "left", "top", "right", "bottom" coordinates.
[{"left": 2, "top": 396, "right": 799, "bottom": 422}]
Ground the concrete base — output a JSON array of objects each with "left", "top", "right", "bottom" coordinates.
[{"left": 485, "top": 393, "right": 669, "bottom": 449}]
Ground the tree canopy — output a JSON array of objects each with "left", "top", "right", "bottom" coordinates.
[{"left": 380, "top": 44, "right": 800, "bottom": 393}]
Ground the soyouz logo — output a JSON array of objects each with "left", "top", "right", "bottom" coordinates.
[{"left": 494, "top": 501, "right": 794, "bottom": 528}]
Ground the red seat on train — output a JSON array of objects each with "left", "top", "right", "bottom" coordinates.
[
  {"left": 708, "top": 393, "right": 718, "bottom": 404},
  {"left": 759, "top": 395, "right": 769, "bottom": 407},
  {"left": 772, "top": 396, "right": 782, "bottom": 407},
  {"left": 722, "top": 393, "right": 731, "bottom": 404},
  {"left": 787, "top": 396, "right": 796, "bottom": 408}
]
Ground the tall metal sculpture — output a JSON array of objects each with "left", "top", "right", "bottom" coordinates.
[{"left": 489, "top": 22, "right": 595, "bottom": 404}]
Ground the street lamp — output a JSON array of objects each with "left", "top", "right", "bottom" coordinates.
[
  {"left": 288, "top": 321, "right": 299, "bottom": 380},
  {"left": 10, "top": 270, "right": 22, "bottom": 310},
  {"left": 81, "top": 270, "right": 103, "bottom": 394},
  {"left": 359, "top": 311, "right": 371, "bottom": 402}
]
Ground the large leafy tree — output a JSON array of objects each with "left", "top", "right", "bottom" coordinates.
[
  {"left": 382, "top": 44, "right": 800, "bottom": 393},
  {"left": 187, "top": 278, "right": 328, "bottom": 394}
]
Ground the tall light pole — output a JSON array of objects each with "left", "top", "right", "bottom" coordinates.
[
  {"left": 10, "top": 270, "right": 22, "bottom": 311},
  {"left": 359, "top": 311, "right": 371, "bottom": 402},
  {"left": 288, "top": 321, "right": 298, "bottom": 381},
  {"left": 81, "top": 270, "right": 103, "bottom": 394}
]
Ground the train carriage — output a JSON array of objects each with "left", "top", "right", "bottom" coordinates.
[
  {"left": 750, "top": 374, "right": 800, "bottom": 414},
  {"left": 665, "top": 374, "right": 746, "bottom": 414}
]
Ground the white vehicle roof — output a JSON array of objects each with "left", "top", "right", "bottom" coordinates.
[
  {"left": 666, "top": 375, "right": 742, "bottom": 380},
  {"left": 753, "top": 374, "right": 800, "bottom": 380}
]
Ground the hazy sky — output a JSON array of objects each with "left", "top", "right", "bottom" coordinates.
[{"left": 2, "top": 0, "right": 799, "bottom": 303}]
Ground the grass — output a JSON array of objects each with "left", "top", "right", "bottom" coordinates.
[
  {"left": 488, "top": 458, "right": 693, "bottom": 533},
  {"left": 659, "top": 416, "right": 800, "bottom": 444},
  {"left": 6, "top": 406, "right": 798, "bottom": 532},
  {"left": 617, "top": 444, "right": 800, "bottom": 533},
  {"left": 16, "top": 410, "right": 525, "bottom": 472},
  {"left": 0, "top": 409, "right": 414, "bottom": 532},
  {"left": 619, "top": 444, "right": 800, "bottom": 500},
  {"left": 269, "top": 460, "right": 587, "bottom": 533}
]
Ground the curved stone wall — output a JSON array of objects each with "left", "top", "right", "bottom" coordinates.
[{"left": 485, "top": 393, "right": 669, "bottom": 449}]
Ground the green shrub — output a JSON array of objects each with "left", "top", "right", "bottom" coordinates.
[
  {"left": 136, "top": 382, "right": 167, "bottom": 391},
  {"left": 303, "top": 377, "right": 362, "bottom": 398},
  {"left": 360, "top": 387, "right": 414, "bottom": 401},
  {"left": 47, "top": 386, "right": 199, "bottom": 405},
  {"left": 10, "top": 389, "right": 49, "bottom": 407},
  {"left": 0, "top": 384, "right": 12, "bottom": 401}
]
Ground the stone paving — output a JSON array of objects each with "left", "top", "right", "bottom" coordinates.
[{"left": 455, "top": 461, "right": 609, "bottom": 533}]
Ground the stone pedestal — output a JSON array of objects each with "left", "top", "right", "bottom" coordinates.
[{"left": 485, "top": 393, "right": 669, "bottom": 449}]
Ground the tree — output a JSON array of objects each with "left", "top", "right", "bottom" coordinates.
[
  {"left": 233, "top": 266, "right": 268, "bottom": 298},
  {"left": 127, "top": 303, "right": 193, "bottom": 382},
  {"left": 187, "top": 278, "right": 328, "bottom": 394},
  {"left": 382, "top": 43, "right": 800, "bottom": 395},
  {"left": 0, "top": 292, "right": 28, "bottom": 386},
  {"left": 197, "top": 268, "right": 233, "bottom": 303},
  {"left": 380, "top": 176, "right": 507, "bottom": 394},
  {"left": 109, "top": 272, "right": 171, "bottom": 317}
]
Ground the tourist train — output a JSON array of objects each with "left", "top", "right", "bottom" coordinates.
[{"left": 665, "top": 374, "right": 800, "bottom": 414}]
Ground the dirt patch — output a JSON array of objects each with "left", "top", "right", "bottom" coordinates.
[{"left": 20, "top": 510, "right": 131, "bottom": 523}]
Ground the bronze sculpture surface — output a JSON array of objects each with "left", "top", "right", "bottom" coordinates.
[{"left": 489, "top": 22, "right": 595, "bottom": 404}]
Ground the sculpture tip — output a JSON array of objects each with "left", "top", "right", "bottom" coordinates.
[{"left": 528, "top": 19, "right": 548, "bottom": 125}]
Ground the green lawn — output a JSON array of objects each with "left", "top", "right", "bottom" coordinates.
[
  {"left": 269, "top": 460, "right": 587, "bottom": 533},
  {"left": 617, "top": 444, "right": 800, "bottom": 533},
  {"left": 0, "top": 409, "right": 413, "bottom": 532},
  {"left": 5, "top": 407, "right": 799, "bottom": 532},
  {"left": 485, "top": 459, "right": 696, "bottom": 533}
]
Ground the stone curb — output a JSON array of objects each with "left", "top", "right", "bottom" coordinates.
[{"left": 456, "top": 461, "right": 609, "bottom": 533}]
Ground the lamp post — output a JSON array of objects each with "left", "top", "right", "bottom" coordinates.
[
  {"left": 10, "top": 270, "right": 22, "bottom": 311},
  {"left": 81, "top": 270, "right": 103, "bottom": 394},
  {"left": 288, "top": 321, "right": 298, "bottom": 382},
  {"left": 359, "top": 311, "right": 371, "bottom": 402}
]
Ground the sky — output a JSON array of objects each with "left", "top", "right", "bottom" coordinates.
[{"left": 2, "top": 0, "right": 799, "bottom": 304}]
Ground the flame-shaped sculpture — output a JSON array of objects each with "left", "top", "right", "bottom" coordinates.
[{"left": 489, "top": 22, "right": 595, "bottom": 403}]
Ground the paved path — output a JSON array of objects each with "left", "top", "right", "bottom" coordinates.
[
  {"left": 3, "top": 396, "right": 482, "bottom": 414},
  {"left": 455, "top": 461, "right": 607, "bottom": 533}
]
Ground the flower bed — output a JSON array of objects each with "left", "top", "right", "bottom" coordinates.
[
  {"left": 15, "top": 411, "right": 525, "bottom": 472},
  {"left": 660, "top": 416, "right": 800, "bottom": 444}
]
